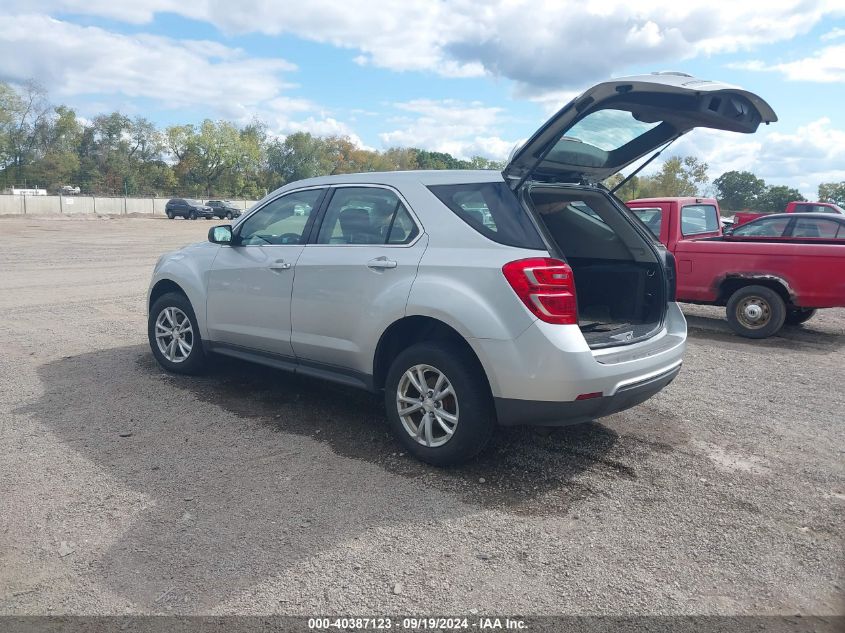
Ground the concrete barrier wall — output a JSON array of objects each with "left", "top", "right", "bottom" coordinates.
[{"left": 0, "top": 195, "right": 260, "bottom": 217}]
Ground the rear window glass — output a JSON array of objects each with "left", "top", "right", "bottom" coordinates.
[
  {"left": 427, "top": 182, "right": 545, "bottom": 249},
  {"left": 681, "top": 204, "right": 719, "bottom": 236},
  {"left": 631, "top": 207, "right": 663, "bottom": 238},
  {"left": 793, "top": 204, "right": 841, "bottom": 214}
]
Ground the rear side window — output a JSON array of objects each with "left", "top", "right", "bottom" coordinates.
[
  {"left": 681, "top": 204, "right": 719, "bottom": 236},
  {"left": 316, "top": 187, "right": 419, "bottom": 245},
  {"left": 427, "top": 182, "right": 545, "bottom": 249},
  {"left": 790, "top": 218, "right": 841, "bottom": 239}
]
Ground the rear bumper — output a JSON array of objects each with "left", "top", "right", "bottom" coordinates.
[
  {"left": 468, "top": 302, "right": 687, "bottom": 425},
  {"left": 494, "top": 361, "right": 681, "bottom": 426}
]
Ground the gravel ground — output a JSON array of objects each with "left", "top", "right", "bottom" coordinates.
[{"left": 0, "top": 215, "right": 842, "bottom": 616}]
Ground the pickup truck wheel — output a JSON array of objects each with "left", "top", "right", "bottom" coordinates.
[
  {"left": 726, "top": 285, "right": 786, "bottom": 339},
  {"left": 148, "top": 292, "right": 206, "bottom": 374},
  {"left": 385, "top": 342, "right": 494, "bottom": 466},
  {"left": 784, "top": 307, "right": 816, "bottom": 326}
]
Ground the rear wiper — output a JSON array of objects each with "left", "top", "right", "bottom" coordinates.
[{"left": 610, "top": 134, "right": 684, "bottom": 195}]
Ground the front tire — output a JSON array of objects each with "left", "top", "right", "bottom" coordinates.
[
  {"left": 226, "top": 211, "right": 233, "bottom": 220},
  {"left": 384, "top": 342, "right": 494, "bottom": 466},
  {"left": 148, "top": 292, "right": 206, "bottom": 374},
  {"left": 188, "top": 210, "right": 197, "bottom": 220},
  {"left": 166, "top": 210, "right": 174, "bottom": 219},
  {"left": 726, "top": 285, "right": 786, "bottom": 339},
  {"left": 785, "top": 307, "right": 816, "bottom": 326}
]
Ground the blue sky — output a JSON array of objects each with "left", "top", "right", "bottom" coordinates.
[{"left": 1, "top": 1, "right": 844, "bottom": 197}]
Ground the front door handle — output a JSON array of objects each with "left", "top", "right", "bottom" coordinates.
[
  {"left": 269, "top": 259, "right": 292, "bottom": 271},
  {"left": 367, "top": 257, "right": 397, "bottom": 270}
]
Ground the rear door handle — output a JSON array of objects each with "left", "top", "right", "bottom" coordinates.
[
  {"left": 367, "top": 257, "right": 397, "bottom": 270},
  {"left": 269, "top": 259, "right": 292, "bottom": 271}
]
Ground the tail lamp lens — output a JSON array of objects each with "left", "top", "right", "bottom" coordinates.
[{"left": 502, "top": 258, "right": 578, "bottom": 325}]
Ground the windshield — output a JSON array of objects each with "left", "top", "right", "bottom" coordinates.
[{"left": 186, "top": 199, "right": 202, "bottom": 205}]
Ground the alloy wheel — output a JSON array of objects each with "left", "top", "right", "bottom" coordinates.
[
  {"left": 396, "top": 364, "right": 458, "bottom": 447},
  {"left": 154, "top": 306, "right": 194, "bottom": 363}
]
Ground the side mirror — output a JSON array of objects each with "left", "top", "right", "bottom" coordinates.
[{"left": 209, "top": 224, "right": 234, "bottom": 244}]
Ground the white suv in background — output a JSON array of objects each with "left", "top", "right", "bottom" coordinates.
[{"left": 148, "top": 73, "right": 776, "bottom": 464}]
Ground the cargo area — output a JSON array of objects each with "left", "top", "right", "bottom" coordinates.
[{"left": 527, "top": 187, "right": 666, "bottom": 347}]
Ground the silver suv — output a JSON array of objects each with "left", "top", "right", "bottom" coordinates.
[{"left": 148, "top": 73, "right": 775, "bottom": 464}]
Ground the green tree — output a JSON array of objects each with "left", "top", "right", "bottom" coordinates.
[
  {"left": 754, "top": 185, "right": 805, "bottom": 212},
  {"left": 818, "top": 181, "right": 845, "bottom": 206},
  {"left": 0, "top": 80, "right": 52, "bottom": 185},
  {"left": 640, "top": 156, "right": 709, "bottom": 197},
  {"left": 713, "top": 170, "right": 766, "bottom": 211},
  {"left": 266, "top": 132, "right": 328, "bottom": 185}
]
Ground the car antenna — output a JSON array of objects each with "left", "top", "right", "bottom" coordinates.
[{"left": 610, "top": 134, "right": 684, "bottom": 195}]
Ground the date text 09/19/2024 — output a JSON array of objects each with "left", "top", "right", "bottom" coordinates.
[{"left": 307, "top": 617, "right": 528, "bottom": 630}]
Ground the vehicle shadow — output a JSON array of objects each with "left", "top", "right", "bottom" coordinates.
[
  {"left": 20, "top": 345, "right": 671, "bottom": 609},
  {"left": 685, "top": 314, "right": 845, "bottom": 354}
]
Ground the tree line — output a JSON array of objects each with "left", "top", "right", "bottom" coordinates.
[{"left": 1, "top": 80, "right": 843, "bottom": 209}]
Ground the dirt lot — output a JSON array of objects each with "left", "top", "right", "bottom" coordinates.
[{"left": 0, "top": 215, "right": 842, "bottom": 616}]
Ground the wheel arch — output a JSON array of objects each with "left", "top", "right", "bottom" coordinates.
[
  {"left": 372, "top": 315, "right": 492, "bottom": 396},
  {"left": 148, "top": 278, "right": 189, "bottom": 313},
  {"left": 717, "top": 274, "right": 794, "bottom": 307}
]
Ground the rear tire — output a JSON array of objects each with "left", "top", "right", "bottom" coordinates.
[
  {"left": 148, "top": 292, "right": 206, "bottom": 375},
  {"left": 726, "top": 285, "right": 786, "bottom": 339},
  {"left": 784, "top": 307, "right": 816, "bottom": 326},
  {"left": 384, "top": 341, "right": 494, "bottom": 466}
]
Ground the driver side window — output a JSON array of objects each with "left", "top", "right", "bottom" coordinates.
[{"left": 238, "top": 189, "right": 324, "bottom": 246}]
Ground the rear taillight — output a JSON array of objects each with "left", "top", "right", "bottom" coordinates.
[{"left": 502, "top": 257, "right": 578, "bottom": 325}]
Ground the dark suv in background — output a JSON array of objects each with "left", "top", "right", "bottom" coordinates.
[
  {"left": 206, "top": 200, "right": 242, "bottom": 220},
  {"left": 165, "top": 199, "right": 214, "bottom": 220}
]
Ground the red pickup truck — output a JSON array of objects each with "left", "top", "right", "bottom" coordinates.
[
  {"left": 626, "top": 197, "right": 845, "bottom": 337},
  {"left": 734, "top": 201, "right": 844, "bottom": 227}
]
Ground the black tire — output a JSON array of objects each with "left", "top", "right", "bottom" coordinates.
[
  {"left": 384, "top": 341, "right": 494, "bottom": 466},
  {"left": 784, "top": 307, "right": 816, "bottom": 326},
  {"left": 166, "top": 210, "right": 174, "bottom": 219},
  {"left": 226, "top": 211, "right": 233, "bottom": 220},
  {"left": 148, "top": 292, "right": 206, "bottom": 374},
  {"left": 188, "top": 210, "right": 197, "bottom": 220},
  {"left": 726, "top": 285, "right": 786, "bottom": 339},
  {"left": 204, "top": 215, "right": 212, "bottom": 220}
]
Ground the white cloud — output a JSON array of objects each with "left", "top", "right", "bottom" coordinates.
[
  {"left": 821, "top": 26, "right": 845, "bottom": 40},
  {"left": 379, "top": 99, "right": 517, "bottom": 160},
  {"left": 0, "top": 14, "right": 371, "bottom": 147},
  {"left": 729, "top": 44, "right": 845, "bottom": 82},
  {"left": 642, "top": 118, "right": 845, "bottom": 199},
  {"left": 0, "top": 15, "right": 296, "bottom": 106},
  {"left": 6, "top": 1, "right": 843, "bottom": 93}
]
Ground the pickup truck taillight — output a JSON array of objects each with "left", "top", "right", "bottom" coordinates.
[
  {"left": 665, "top": 251, "right": 677, "bottom": 302},
  {"left": 502, "top": 258, "right": 578, "bottom": 325}
]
